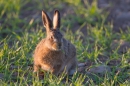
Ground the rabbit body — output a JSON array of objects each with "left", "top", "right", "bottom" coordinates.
[
  {"left": 34, "top": 38, "right": 77, "bottom": 75},
  {"left": 33, "top": 10, "right": 77, "bottom": 76}
]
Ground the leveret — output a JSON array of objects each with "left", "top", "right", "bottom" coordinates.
[{"left": 33, "top": 10, "right": 77, "bottom": 76}]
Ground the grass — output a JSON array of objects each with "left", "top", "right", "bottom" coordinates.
[{"left": 0, "top": 0, "right": 130, "bottom": 85}]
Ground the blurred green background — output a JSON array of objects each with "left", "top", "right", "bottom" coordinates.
[{"left": 0, "top": 0, "right": 130, "bottom": 85}]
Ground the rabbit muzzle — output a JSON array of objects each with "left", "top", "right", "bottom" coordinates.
[{"left": 52, "top": 42, "right": 62, "bottom": 51}]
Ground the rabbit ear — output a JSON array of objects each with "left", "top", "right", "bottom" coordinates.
[
  {"left": 53, "top": 10, "right": 60, "bottom": 30},
  {"left": 42, "top": 10, "right": 52, "bottom": 30}
]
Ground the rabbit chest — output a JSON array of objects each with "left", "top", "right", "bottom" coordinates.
[{"left": 41, "top": 50, "right": 66, "bottom": 69}]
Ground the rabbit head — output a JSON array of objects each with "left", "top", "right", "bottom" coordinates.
[{"left": 42, "top": 10, "right": 63, "bottom": 51}]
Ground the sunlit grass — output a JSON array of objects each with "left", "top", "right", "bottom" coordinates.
[{"left": 0, "top": 0, "right": 130, "bottom": 85}]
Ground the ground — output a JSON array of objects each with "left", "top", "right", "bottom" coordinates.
[{"left": 0, "top": 0, "right": 130, "bottom": 85}]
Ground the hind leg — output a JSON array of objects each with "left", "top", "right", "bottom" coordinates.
[
  {"left": 66, "top": 58, "right": 77, "bottom": 75},
  {"left": 69, "top": 61, "right": 77, "bottom": 75},
  {"left": 69, "top": 69, "right": 76, "bottom": 75}
]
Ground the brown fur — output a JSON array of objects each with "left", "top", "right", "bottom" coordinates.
[{"left": 33, "top": 10, "right": 77, "bottom": 76}]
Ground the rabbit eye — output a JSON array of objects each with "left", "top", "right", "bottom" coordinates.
[{"left": 50, "top": 36, "right": 53, "bottom": 39}]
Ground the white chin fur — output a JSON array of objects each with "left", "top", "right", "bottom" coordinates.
[{"left": 52, "top": 47, "right": 61, "bottom": 51}]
